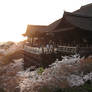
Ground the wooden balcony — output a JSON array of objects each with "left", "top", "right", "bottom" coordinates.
[{"left": 24, "top": 45, "right": 92, "bottom": 55}]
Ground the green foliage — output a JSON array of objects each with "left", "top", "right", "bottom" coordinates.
[
  {"left": 81, "top": 81, "right": 92, "bottom": 92},
  {"left": 37, "top": 67, "right": 44, "bottom": 75},
  {"left": 39, "top": 86, "right": 52, "bottom": 92}
]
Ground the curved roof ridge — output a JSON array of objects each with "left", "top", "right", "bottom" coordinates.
[
  {"left": 81, "top": 3, "right": 92, "bottom": 8},
  {"left": 64, "top": 11, "right": 92, "bottom": 18},
  {"left": 63, "top": 3, "right": 92, "bottom": 31},
  {"left": 73, "top": 3, "right": 92, "bottom": 17}
]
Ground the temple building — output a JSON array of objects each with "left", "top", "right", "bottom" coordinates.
[
  {"left": 49, "top": 4, "right": 92, "bottom": 46},
  {"left": 23, "top": 3, "right": 92, "bottom": 55}
]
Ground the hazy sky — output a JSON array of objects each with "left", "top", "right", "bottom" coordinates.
[{"left": 0, "top": 0, "right": 92, "bottom": 42}]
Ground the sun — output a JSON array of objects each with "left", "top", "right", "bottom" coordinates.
[{"left": 0, "top": 23, "right": 27, "bottom": 42}]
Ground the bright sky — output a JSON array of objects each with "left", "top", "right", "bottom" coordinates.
[{"left": 0, "top": 0, "right": 92, "bottom": 42}]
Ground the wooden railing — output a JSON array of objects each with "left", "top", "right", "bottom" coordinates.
[
  {"left": 24, "top": 45, "right": 56, "bottom": 54},
  {"left": 24, "top": 46, "right": 43, "bottom": 54},
  {"left": 24, "top": 45, "right": 92, "bottom": 55},
  {"left": 57, "top": 46, "right": 92, "bottom": 54},
  {"left": 57, "top": 46, "right": 77, "bottom": 54}
]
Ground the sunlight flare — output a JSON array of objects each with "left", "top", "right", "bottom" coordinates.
[{"left": 0, "top": 0, "right": 91, "bottom": 42}]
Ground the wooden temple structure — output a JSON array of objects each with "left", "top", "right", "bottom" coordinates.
[{"left": 23, "top": 3, "right": 92, "bottom": 55}]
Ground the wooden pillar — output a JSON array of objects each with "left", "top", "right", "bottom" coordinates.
[{"left": 31, "top": 37, "right": 34, "bottom": 46}]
